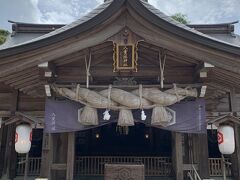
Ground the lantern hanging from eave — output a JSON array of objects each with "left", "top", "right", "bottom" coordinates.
[
  {"left": 15, "top": 124, "right": 32, "bottom": 154},
  {"left": 217, "top": 125, "right": 235, "bottom": 155}
]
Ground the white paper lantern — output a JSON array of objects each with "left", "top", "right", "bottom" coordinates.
[
  {"left": 217, "top": 125, "right": 235, "bottom": 155},
  {"left": 15, "top": 124, "right": 32, "bottom": 154}
]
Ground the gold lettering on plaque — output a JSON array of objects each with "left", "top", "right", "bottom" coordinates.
[
  {"left": 123, "top": 46, "right": 128, "bottom": 67},
  {"left": 110, "top": 28, "right": 143, "bottom": 72},
  {"left": 114, "top": 44, "right": 136, "bottom": 72}
]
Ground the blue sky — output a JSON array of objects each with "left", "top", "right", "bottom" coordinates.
[{"left": 0, "top": 0, "right": 239, "bottom": 34}]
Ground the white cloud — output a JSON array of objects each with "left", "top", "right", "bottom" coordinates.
[
  {"left": 0, "top": 0, "right": 42, "bottom": 29},
  {"left": 37, "top": 0, "right": 98, "bottom": 24},
  {"left": 0, "top": 0, "right": 101, "bottom": 30}
]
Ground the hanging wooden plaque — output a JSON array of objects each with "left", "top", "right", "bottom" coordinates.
[
  {"left": 114, "top": 43, "right": 136, "bottom": 71},
  {"left": 109, "top": 27, "right": 143, "bottom": 72}
]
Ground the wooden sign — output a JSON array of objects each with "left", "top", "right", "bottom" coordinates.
[
  {"left": 114, "top": 44, "right": 136, "bottom": 71},
  {"left": 109, "top": 27, "right": 144, "bottom": 72}
]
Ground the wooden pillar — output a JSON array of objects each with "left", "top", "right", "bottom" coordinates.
[
  {"left": 48, "top": 134, "right": 53, "bottom": 180},
  {"left": 230, "top": 88, "right": 240, "bottom": 179},
  {"left": 0, "top": 123, "right": 8, "bottom": 178},
  {"left": 0, "top": 125, "right": 15, "bottom": 179},
  {"left": 7, "top": 90, "right": 19, "bottom": 179},
  {"left": 0, "top": 90, "right": 19, "bottom": 179},
  {"left": 0, "top": 124, "right": 17, "bottom": 180},
  {"left": 66, "top": 132, "right": 75, "bottom": 180},
  {"left": 52, "top": 133, "right": 68, "bottom": 180},
  {"left": 7, "top": 124, "right": 17, "bottom": 180},
  {"left": 192, "top": 134, "right": 210, "bottom": 178},
  {"left": 231, "top": 125, "right": 240, "bottom": 178},
  {"left": 40, "top": 133, "right": 51, "bottom": 177},
  {"left": 172, "top": 132, "right": 183, "bottom": 180},
  {"left": 48, "top": 132, "right": 75, "bottom": 180}
]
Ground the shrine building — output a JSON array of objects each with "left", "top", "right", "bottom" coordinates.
[{"left": 0, "top": 0, "right": 240, "bottom": 180}]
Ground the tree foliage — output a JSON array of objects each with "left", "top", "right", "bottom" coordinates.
[
  {"left": 0, "top": 29, "right": 10, "bottom": 45},
  {"left": 171, "top": 13, "right": 189, "bottom": 24}
]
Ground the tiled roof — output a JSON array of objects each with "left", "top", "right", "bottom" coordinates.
[
  {"left": 139, "top": 0, "right": 240, "bottom": 48},
  {"left": 0, "top": 0, "right": 239, "bottom": 56},
  {"left": 0, "top": 0, "right": 113, "bottom": 50}
]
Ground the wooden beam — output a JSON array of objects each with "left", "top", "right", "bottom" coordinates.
[
  {"left": 9, "top": 75, "right": 39, "bottom": 87},
  {"left": 55, "top": 54, "right": 85, "bottom": 66},
  {"left": 54, "top": 46, "right": 113, "bottom": 67},
  {"left": 15, "top": 79, "right": 41, "bottom": 89},
  {"left": 139, "top": 42, "right": 200, "bottom": 65},
  {"left": 5, "top": 71, "right": 39, "bottom": 85},
  {"left": 55, "top": 41, "right": 113, "bottom": 66},
  {"left": 138, "top": 45, "right": 199, "bottom": 66},
  {"left": 0, "top": 67, "right": 38, "bottom": 82},
  {"left": 21, "top": 82, "right": 45, "bottom": 92},
  {"left": 206, "top": 82, "right": 230, "bottom": 92},
  {"left": 10, "top": 90, "right": 18, "bottom": 114},
  {"left": 25, "top": 89, "right": 45, "bottom": 97},
  {"left": 0, "top": 111, "right": 44, "bottom": 118},
  {"left": 51, "top": 164, "right": 67, "bottom": 171},
  {"left": 55, "top": 65, "right": 194, "bottom": 80},
  {"left": 0, "top": 14, "right": 125, "bottom": 77}
]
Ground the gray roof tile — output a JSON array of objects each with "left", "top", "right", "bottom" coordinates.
[
  {"left": 1, "top": 0, "right": 239, "bottom": 52},
  {"left": 139, "top": 0, "right": 240, "bottom": 48},
  {"left": 0, "top": 0, "right": 113, "bottom": 50}
]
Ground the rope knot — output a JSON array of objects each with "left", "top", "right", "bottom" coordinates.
[{"left": 173, "top": 83, "right": 180, "bottom": 102}]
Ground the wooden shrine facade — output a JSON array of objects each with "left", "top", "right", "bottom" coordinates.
[{"left": 0, "top": 0, "right": 240, "bottom": 180}]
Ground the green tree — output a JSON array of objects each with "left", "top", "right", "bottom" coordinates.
[
  {"left": 0, "top": 29, "right": 10, "bottom": 45},
  {"left": 171, "top": 13, "right": 189, "bottom": 24}
]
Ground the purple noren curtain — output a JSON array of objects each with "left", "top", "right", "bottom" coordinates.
[{"left": 44, "top": 98, "right": 206, "bottom": 134}]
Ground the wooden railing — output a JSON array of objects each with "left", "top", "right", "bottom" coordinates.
[
  {"left": 74, "top": 156, "right": 172, "bottom": 176},
  {"left": 208, "top": 158, "right": 231, "bottom": 177},
  {"left": 16, "top": 156, "right": 231, "bottom": 177},
  {"left": 17, "top": 156, "right": 41, "bottom": 176}
]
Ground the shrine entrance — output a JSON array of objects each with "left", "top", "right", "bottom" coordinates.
[
  {"left": 1, "top": 0, "right": 240, "bottom": 179},
  {"left": 74, "top": 123, "right": 173, "bottom": 179}
]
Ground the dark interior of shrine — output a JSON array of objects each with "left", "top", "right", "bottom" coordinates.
[
  {"left": 75, "top": 123, "right": 172, "bottom": 156},
  {"left": 27, "top": 125, "right": 222, "bottom": 159}
]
